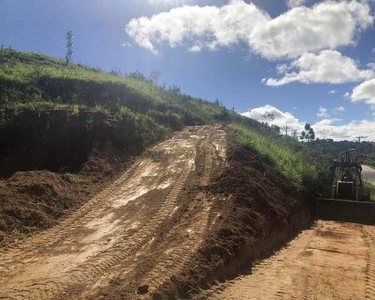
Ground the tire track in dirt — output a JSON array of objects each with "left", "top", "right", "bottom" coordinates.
[
  {"left": 364, "top": 226, "right": 375, "bottom": 300},
  {"left": 5, "top": 166, "right": 192, "bottom": 300},
  {"left": 204, "top": 221, "right": 372, "bottom": 300},
  {"left": 0, "top": 160, "right": 146, "bottom": 275},
  {"left": 0, "top": 126, "right": 212, "bottom": 300},
  {"left": 202, "top": 226, "right": 315, "bottom": 300},
  {"left": 134, "top": 129, "right": 218, "bottom": 297}
]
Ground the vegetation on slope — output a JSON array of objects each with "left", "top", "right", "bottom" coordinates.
[
  {"left": 0, "top": 48, "right": 321, "bottom": 191},
  {"left": 231, "top": 124, "right": 317, "bottom": 184},
  {"left": 0, "top": 48, "right": 239, "bottom": 129},
  {"left": 0, "top": 48, "right": 324, "bottom": 249}
]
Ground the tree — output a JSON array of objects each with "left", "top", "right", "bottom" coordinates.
[
  {"left": 129, "top": 70, "right": 148, "bottom": 81},
  {"left": 271, "top": 125, "right": 281, "bottom": 134},
  {"left": 263, "top": 112, "right": 275, "bottom": 121},
  {"left": 169, "top": 85, "right": 181, "bottom": 94},
  {"left": 300, "top": 123, "right": 315, "bottom": 142},
  {"left": 148, "top": 70, "right": 161, "bottom": 85}
]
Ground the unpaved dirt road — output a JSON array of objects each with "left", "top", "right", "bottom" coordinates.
[
  {"left": 202, "top": 221, "right": 375, "bottom": 300},
  {"left": 363, "top": 165, "right": 375, "bottom": 185},
  {"left": 0, "top": 125, "right": 227, "bottom": 299}
]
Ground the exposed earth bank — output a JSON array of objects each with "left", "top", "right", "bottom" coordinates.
[
  {"left": 0, "top": 125, "right": 314, "bottom": 299},
  {"left": 0, "top": 109, "right": 145, "bottom": 245}
]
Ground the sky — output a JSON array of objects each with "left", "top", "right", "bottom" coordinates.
[{"left": 2, "top": 0, "right": 375, "bottom": 140}]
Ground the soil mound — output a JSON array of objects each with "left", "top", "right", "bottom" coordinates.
[
  {"left": 0, "top": 144, "right": 129, "bottom": 246},
  {"left": 153, "top": 130, "right": 313, "bottom": 299}
]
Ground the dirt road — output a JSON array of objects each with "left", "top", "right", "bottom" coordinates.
[
  {"left": 363, "top": 165, "right": 375, "bottom": 185},
  {"left": 201, "top": 220, "right": 375, "bottom": 300},
  {"left": 0, "top": 125, "right": 227, "bottom": 299}
]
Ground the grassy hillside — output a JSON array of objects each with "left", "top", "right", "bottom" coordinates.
[
  {"left": 0, "top": 48, "right": 320, "bottom": 190},
  {"left": 0, "top": 48, "right": 239, "bottom": 128},
  {"left": 231, "top": 124, "right": 317, "bottom": 184},
  {"left": 0, "top": 49, "right": 323, "bottom": 245}
]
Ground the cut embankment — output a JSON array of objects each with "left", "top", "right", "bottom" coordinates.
[
  {"left": 0, "top": 124, "right": 315, "bottom": 300},
  {"left": 151, "top": 129, "right": 314, "bottom": 299},
  {"left": 0, "top": 125, "right": 220, "bottom": 300},
  {"left": 0, "top": 109, "right": 149, "bottom": 245}
]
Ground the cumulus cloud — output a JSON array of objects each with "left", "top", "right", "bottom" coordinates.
[
  {"left": 265, "top": 50, "right": 374, "bottom": 86},
  {"left": 317, "top": 106, "right": 330, "bottom": 118},
  {"left": 242, "top": 104, "right": 375, "bottom": 140},
  {"left": 313, "top": 118, "right": 375, "bottom": 140},
  {"left": 335, "top": 106, "right": 346, "bottom": 112},
  {"left": 241, "top": 104, "right": 305, "bottom": 133},
  {"left": 351, "top": 78, "right": 375, "bottom": 106},
  {"left": 126, "top": 0, "right": 373, "bottom": 58},
  {"left": 286, "top": 0, "right": 307, "bottom": 8}
]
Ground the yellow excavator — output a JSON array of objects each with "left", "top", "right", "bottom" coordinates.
[{"left": 316, "top": 150, "right": 375, "bottom": 224}]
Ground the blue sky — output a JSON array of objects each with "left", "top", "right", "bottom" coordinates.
[{"left": 2, "top": 0, "right": 375, "bottom": 140}]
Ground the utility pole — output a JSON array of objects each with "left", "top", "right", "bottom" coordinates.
[
  {"left": 65, "top": 30, "right": 74, "bottom": 64},
  {"left": 356, "top": 136, "right": 368, "bottom": 158},
  {"left": 356, "top": 136, "right": 368, "bottom": 143},
  {"left": 284, "top": 126, "right": 288, "bottom": 136}
]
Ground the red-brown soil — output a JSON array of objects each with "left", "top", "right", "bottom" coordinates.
[
  {"left": 0, "top": 144, "right": 130, "bottom": 246},
  {"left": 0, "top": 125, "right": 313, "bottom": 300},
  {"left": 148, "top": 130, "right": 313, "bottom": 299},
  {"left": 201, "top": 221, "right": 375, "bottom": 300}
]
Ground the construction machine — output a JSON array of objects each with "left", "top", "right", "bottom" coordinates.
[
  {"left": 329, "top": 150, "right": 370, "bottom": 201},
  {"left": 316, "top": 150, "right": 375, "bottom": 224}
]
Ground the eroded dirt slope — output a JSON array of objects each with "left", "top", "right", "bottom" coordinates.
[
  {"left": 201, "top": 220, "right": 375, "bottom": 300},
  {"left": 0, "top": 146, "right": 127, "bottom": 245},
  {"left": 0, "top": 125, "right": 226, "bottom": 300}
]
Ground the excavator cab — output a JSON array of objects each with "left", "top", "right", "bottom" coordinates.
[
  {"left": 330, "top": 150, "right": 370, "bottom": 202},
  {"left": 317, "top": 150, "right": 374, "bottom": 224}
]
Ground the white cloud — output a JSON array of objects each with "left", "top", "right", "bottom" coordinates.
[
  {"left": 335, "top": 106, "right": 346, "bottom": 112},
  {"left": 265, "top": 50, "right": 374, "bottom": 86},
  {"left": 126, "top": 0, "right": 373, "bottom": 58},
  {"left": 286, "top": 0, "right": 307, "bottom": 8},
  {"left": 314, "top": 118, "right": 375, "bottom": 140},
  {"left": 317, "top": 106, "right": 330, "bottom": 118},
  {"left": 328, "top": 90, "right": 337, "bottom": 94},
  {"left": 242, "top": 104, "right": 375, "bottom": 140},
  {"left": 367, "top": 62, "right": 375, "bottom": 70},
  {"left": 241, "top": 104, "right": 305, "bottom": 133},
  {"left": 351, "top": 78, "right": 375, "bottom": 106}
]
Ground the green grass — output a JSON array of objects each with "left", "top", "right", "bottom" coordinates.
[
  {"left": 364, "top": 157, "right": 375, "bottom": 169},
  {"left": 1, "top": 48, "right": 323, "bottom": 190},
  {"left": 230, "top": 123, "right": 317, "bottom": 185},
  {"left": 0, "top": 48, "right": 241, "bottom": 128}
]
